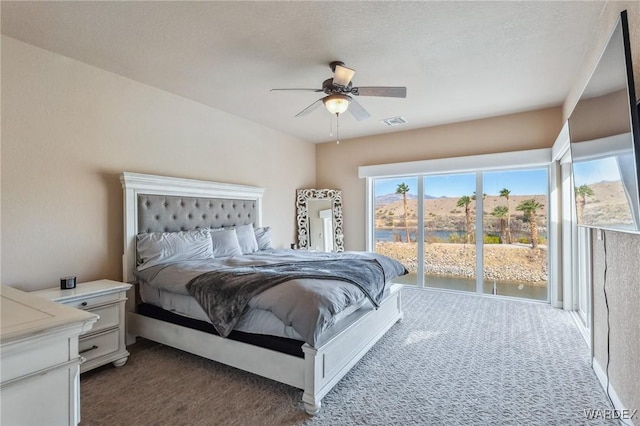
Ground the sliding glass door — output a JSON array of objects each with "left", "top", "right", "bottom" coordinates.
[
  {"left": 481, "top": 169, "right": 549, "bottom": 300},
  {"left": 423, "top": 173, "right": 477, "bottom": 292},
  {"left": 372, "top": 168, "right": 549, "bottom": 301},
  {"left": 373, "top": 177, "right": 418, "bottom": 286}
]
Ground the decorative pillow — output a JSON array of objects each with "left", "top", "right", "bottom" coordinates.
[
  {"left": 210, "top": 228, "right": 243, "bottom": 257},
  {"left": 234, "top": 224, "right": 259, "bottom": 254},
  {"left": 254, "top": 226, "right": 274, "bottom": 250},
  {"left": 136, "top": 229, "right": 213, "bottom": 271}
]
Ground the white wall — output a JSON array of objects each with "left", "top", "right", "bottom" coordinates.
[{"left": 1, "top": 36, "right": 315, "bottom": 291}]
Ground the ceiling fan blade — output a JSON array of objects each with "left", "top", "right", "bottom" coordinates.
[
  {"left": 270, "top": 88, "right": 323, "bottom": 92},
  {"left": 333, "top": 64, "right": 355, "bottom": 87},
  {"left": 295, "top": 98, "right": 323, "bottom": 117},
  {"left": 348, "top": 98, "right": 371, "bottom": 122},
  {"left": 352, "top": 86, "right": 407, "bottom": 98}
]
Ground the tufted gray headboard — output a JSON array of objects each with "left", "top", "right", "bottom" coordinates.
[
  {"left": 137, "top": 194, "right": 257, "bottom": 233},
  {"left": 121, "top": 172, "right": 265, "bottom": 283}
]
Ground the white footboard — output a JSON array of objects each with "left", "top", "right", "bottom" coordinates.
[{"left": 301, "top": 283, "right": 403, "bottom": 414}]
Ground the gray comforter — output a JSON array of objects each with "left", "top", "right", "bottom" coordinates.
[{"left": 134, "top": 250, "right": 407, "bottom": 345}]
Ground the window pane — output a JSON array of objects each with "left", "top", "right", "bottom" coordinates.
[
  {"left": 482, "top": 169, "right": 548, "bottom": 300},
  {"left": 423, "top": 173, "right": 476, "bottom": 292},
  {"left": 373, "top": 177, "right": 418, "bottom": 286}
]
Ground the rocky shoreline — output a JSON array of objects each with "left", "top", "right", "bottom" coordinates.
[{"left": 376, "top": 241, "right": 548, "bottom": 285}]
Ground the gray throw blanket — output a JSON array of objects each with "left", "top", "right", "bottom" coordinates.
[{"left": 186, "top": 258, "right": 389, "bottom": 338}]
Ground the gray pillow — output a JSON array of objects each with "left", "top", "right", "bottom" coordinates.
[
  {"left": 210, "top": 228, "right": 243, "bottom": 257},
  {"left": 234, "top": 224, "right": 259, "bottom": 254},
  {"left": 137, "top": 229, "right": 213, "bottom": 271},
  {"left": 254, "top": 226, "right": 273, "bottom": 250}
]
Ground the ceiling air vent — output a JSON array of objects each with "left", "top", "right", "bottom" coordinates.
[{"left": 380, "top": 116, "right": 407, "bottom": 127}]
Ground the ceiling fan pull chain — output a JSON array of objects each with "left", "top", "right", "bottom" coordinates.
[
  {"left": 329, "top": 114, "right": 333, "bottom": 137},
  {"left": 336, "top": 113, "right": 340, "bottom": 144}
]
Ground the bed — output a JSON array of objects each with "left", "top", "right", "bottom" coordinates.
[{"left": 121, "top": 172, "right": 404, "bottom": 414}]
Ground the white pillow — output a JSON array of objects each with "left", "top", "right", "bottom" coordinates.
[
  {"left": 254, "top": 226, "right": 273, "bottom": 250},
  {"left": 210, "top": 228, "right": 243, "bottom": 257},
  {"left": 234, "top": 224, "right": 259, "bottom": 254},
  {"left": 137, "top": 229, "right": 213, "bottom": 271}
]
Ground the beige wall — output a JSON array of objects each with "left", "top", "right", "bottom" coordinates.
[
  {"left": 591, "top": 230, "right": 640, "bottom": 414},
  {"left": 564, "top": 1, "right": 640, "bottom": 414},
  {"left": 316, "top": 107, "right": 562, "bottom": 251},
  {"left": 1, "top": 37, "right": 315, "bottom": 291}
]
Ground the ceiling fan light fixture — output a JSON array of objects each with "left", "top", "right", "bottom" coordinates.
[
  {"left": 332, "top": 64, "right": 355, "bottom": 87},
  {"left": 323, "top": 94, "right": 351, "bottom": 115}
]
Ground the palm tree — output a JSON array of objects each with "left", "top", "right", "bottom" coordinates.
[
  {"left": 516, "top": 199, "right": 543, "bottom": 249},
  {"left": 456, "top": 195, "right": 473, "bottom": 244},
  {"left": 575, "top": 185, "right": 594, "bottom": 224},
  {"left": 499, "top": 188, "right": 512, "bottom": 243},
  {"left": 396, "top": 183, "right": 411, "bottom": 243},
  {"left": 491, "top": 205, "right": 509, "bottom": 244}
]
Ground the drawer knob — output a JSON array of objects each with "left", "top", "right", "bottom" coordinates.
[{"left": 81, "top": 301, "right": 88, "bottom": 307}]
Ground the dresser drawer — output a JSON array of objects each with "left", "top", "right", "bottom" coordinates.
[
  {"left": 79, "top": 329, "right": 119, "bottom": 363},
  {"left": 1, "top": 337, "right": 71, "bottom": 382},
  {"left": 85, "top": 303, "right": 120, "bottom": 335},
  {"left": 63, "top": 292, "right": 121, "bottom": 310}
]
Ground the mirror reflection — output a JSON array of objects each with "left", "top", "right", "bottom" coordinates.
[
  {"left": 296, "top": 189, "right": 344, "bottom": 252},
  {"left": 568, "top": 15, "right": 640, "bottom": 231},
  {"left": 307, "top": 199, "right": 334, "bottom": 251}
]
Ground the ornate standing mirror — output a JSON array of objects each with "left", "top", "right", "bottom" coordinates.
[{"left": 296, "top": 189, "right": 344, "bottom": 252}]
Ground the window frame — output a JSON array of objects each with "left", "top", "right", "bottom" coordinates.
[{"left": 361, "top": 148, "right": 555, "bottom": 302}]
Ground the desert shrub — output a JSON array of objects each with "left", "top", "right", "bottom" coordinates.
[
  {"left": 483, "top": 235, "right": 500, "bottom": 244},
  {"left": 448, "top": 233, "right": 466, "bottom": 244},
  {"left": 517, "top": 236, "right": 530, "bottom": 244}
]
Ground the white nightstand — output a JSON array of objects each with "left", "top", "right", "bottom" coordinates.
[{"left": 32, "top": 279, "right": 132, "bottom": 373}]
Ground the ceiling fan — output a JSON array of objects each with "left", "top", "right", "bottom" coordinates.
[{"left": 270, "top": 61, "right": 407, "bottom": 121}]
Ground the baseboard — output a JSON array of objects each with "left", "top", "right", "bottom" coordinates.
[
  {"left": 592, "top": 357, "right": 636, "bottom": 425},
  {"left": 569, "top": 310, "right": 590, "bottom": 348}
]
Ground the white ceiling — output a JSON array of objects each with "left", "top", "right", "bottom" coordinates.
[{"left": 1, "top": 1, "right": 606, "bottom": 143}]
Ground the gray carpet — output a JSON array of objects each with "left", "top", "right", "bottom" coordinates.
[{"left": 80, "top": 288, "right": 615, "bottom": 425}]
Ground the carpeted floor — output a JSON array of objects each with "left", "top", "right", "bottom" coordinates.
[{"left": 80, "top": 288, "right": 615, "bottom": 425}]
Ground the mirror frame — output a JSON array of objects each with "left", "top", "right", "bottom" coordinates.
[{"left": 296, "top": 189, "right": 344, "bottom": 252}]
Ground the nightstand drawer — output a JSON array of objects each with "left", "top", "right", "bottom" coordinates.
[
  {"left": 64, "top": 292, "right": 121, "bottom": 310},
  {"left": 31, "top": 280, "right": 132, "bottom": 372},
  {"left": 85, "top": 303, "right": 119, "bottom": 334},
  {"left": 79, "top": 329, "right": 119, "bottom": 363}
]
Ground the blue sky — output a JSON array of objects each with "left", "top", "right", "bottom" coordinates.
[
  {"left": 375, "top": 169, "right": 548, "bottom": 197},
  {"left": 573, "top": 157, "right": 621, "bottom": 186}
]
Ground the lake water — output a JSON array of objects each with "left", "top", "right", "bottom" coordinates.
[
  {"left": 376, "top": 229, "right": 462, "bottom": 241},
  {"left": 394, "top": 273, "right": 547, "bottom": 301},
  {"left": 375, "top": 228, "right": 546, "bottom": 242}
]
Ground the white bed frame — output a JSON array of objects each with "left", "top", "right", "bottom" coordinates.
[{"left": 121, "top": 172, "right": 403, "bottom": 414}]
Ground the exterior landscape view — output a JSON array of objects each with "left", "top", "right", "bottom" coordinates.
[{"left": 373, "top": 171, "right": 549, "bottom": 300}]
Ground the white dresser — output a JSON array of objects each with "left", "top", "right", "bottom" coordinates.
[
  {"left": 0, "top": 285, "right": 98, "bottom": 426},
  {"left": 32, "top": 279, "right": 132, "bottom": 373}
]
